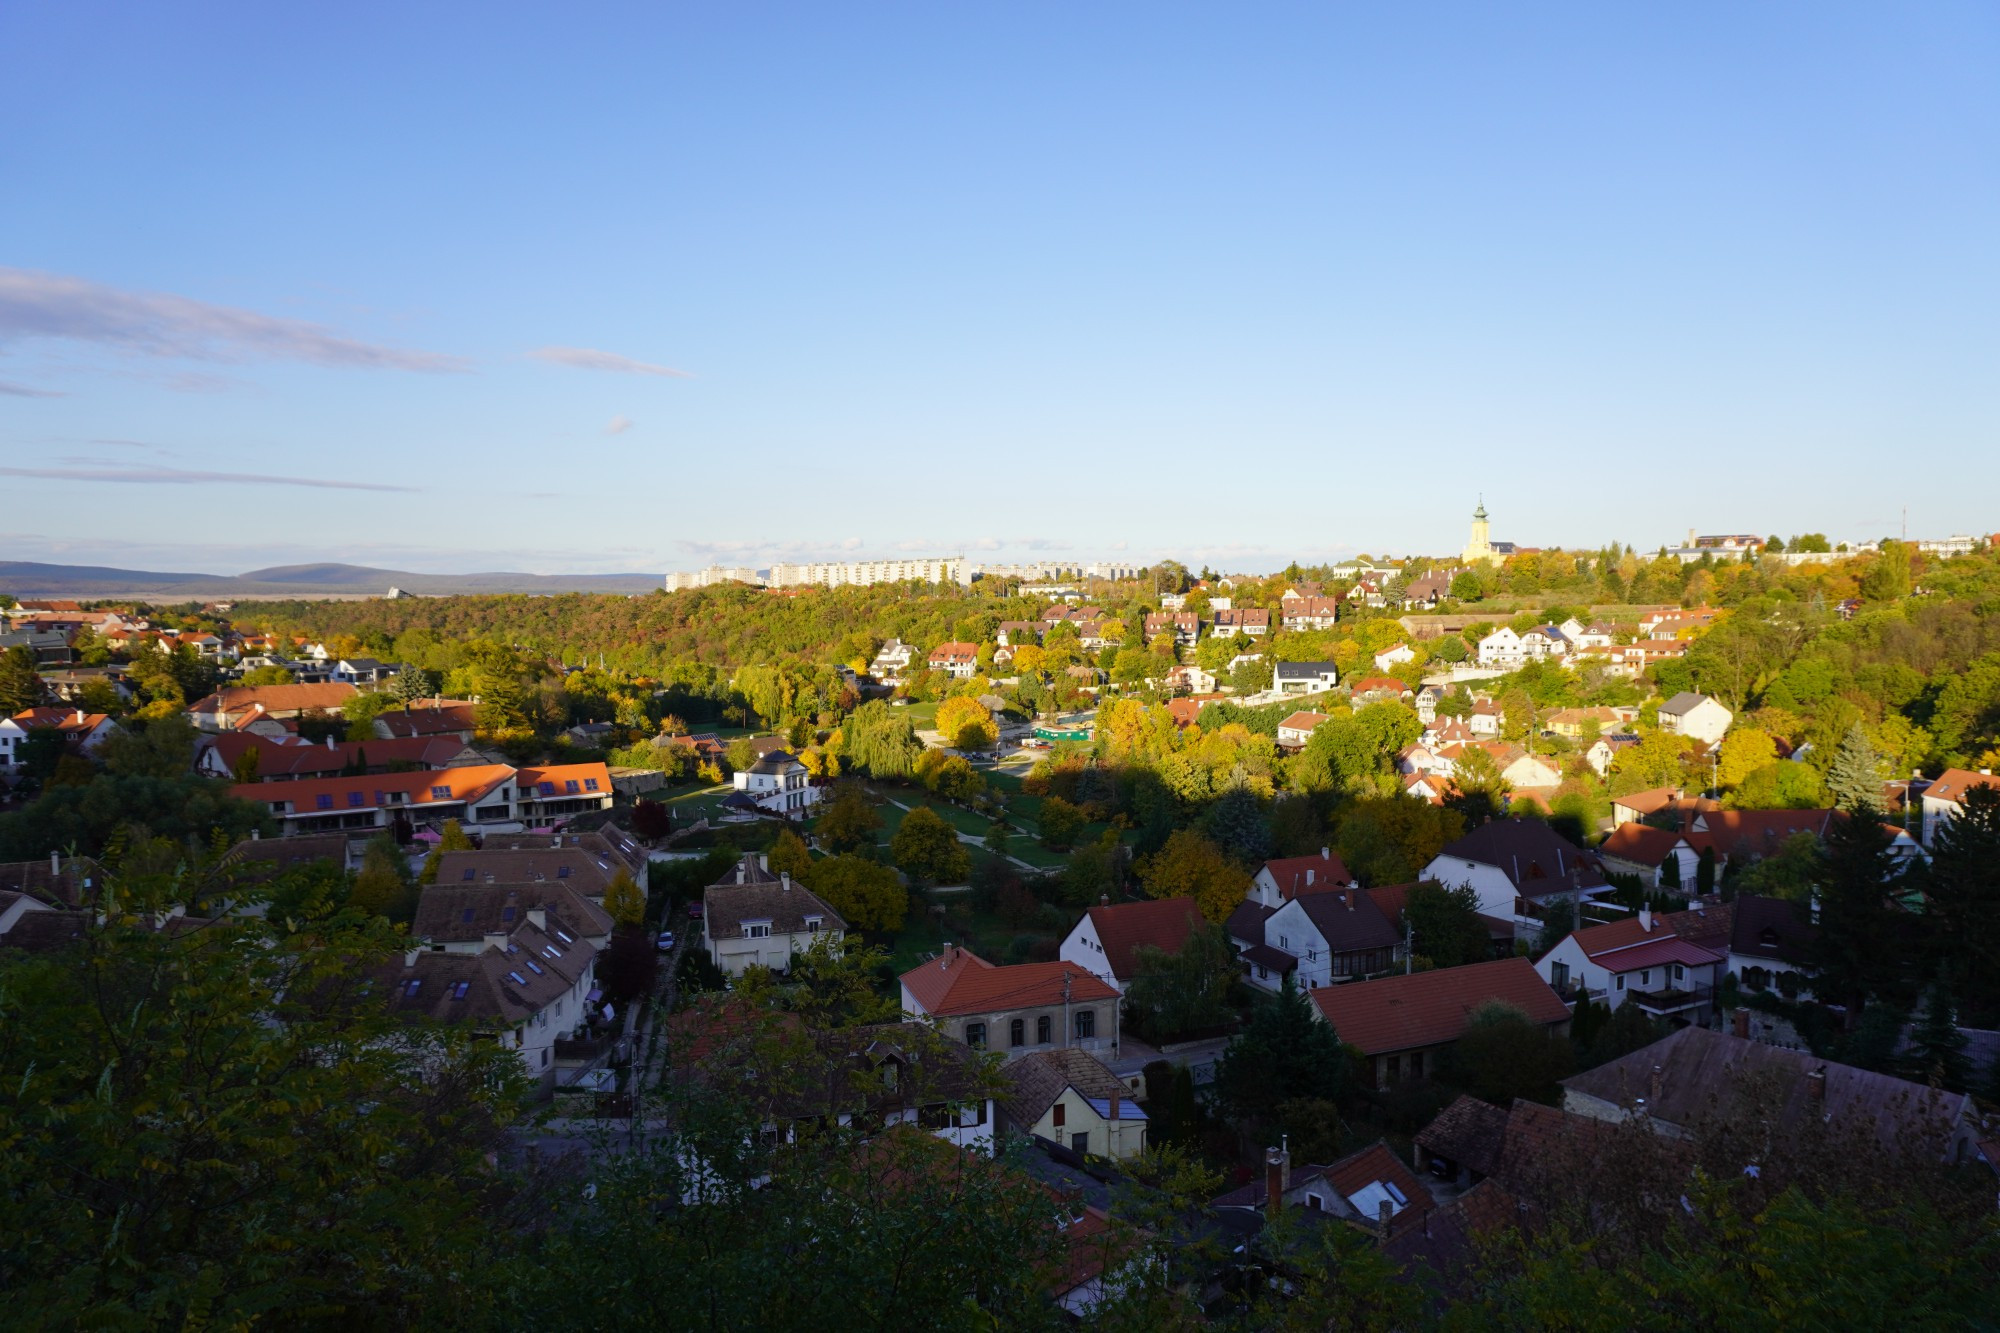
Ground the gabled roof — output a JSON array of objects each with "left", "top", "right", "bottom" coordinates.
[
  {"left": 1274, "top": 660, "right": 1338, "bottom": 677},
  {"left": 6, "top": 707, "right": 112, "bottom": 735},
  {"left": 1554, "top": 905, "right": 1731, "bottom": 962},
  {"left": 201, "top": 732, "right": 469, "bottom": 780},
  {"left": 1325, "top": 1141, "right": 1435, "bottom": 1234},
  {"left": 1657, "top": 691, "right": 1717, "bottom": 716},
  {"left": 928, "top": 641, "right": 979, "bottom": 662},
  {"left": 1562, "top": 1027, "right": 1973, "bottom": 1154},
  {"left": 230, "top": 764, "right": 516, "bottom": 814},
  {"left": 1598, "top": 822, "right": 1688, "bottom": 866},
  {"left": 899, "top": 946, "right": 1117, "bottom": 1017},
  {"left": 381, "top": 918, "right": 596, "bottom": 1029},
  {"left": 1258, "top": 849, "right": 1353, "bottom": 898},
  {"left": 1433, "top": 819, "right": 1606, "bottom": 896},
  {"left": 1224, "top": 899, "right": 1275, "bottom": 944},
  {"left": 705, "top": 877, "right": 846, "bottom": 940},
  {"left": 413, "top": 880, "right": 615, "bottom": 945},
  {"left": 1291, "top": 887, "right": 1400, "bottom": 954},
  {"left": 1728, "top": 894, "right": 1816, "bottom": 966},
  {"left": 1309, "top": 957, "right": 1571, "bottom": 1056},
  {"left": 374, "top": 701, "right": 480, "bottom": 738},
  {"left": 1003, "top": 1047, "right": 1138, "bottom": 1127},
  {"left": 1083, "top": 897, "right": 1203, "bottom": 981},
  {"left": 188, "top": 682, "right": 359, "bottom": 716},
  {"left": 435, "top": 846, "right": 626, "bottom": 896},
  {"left": 514, "top": 762, "right": 614, "bottom": 799},
  {"left": 1415, "top": 1095, "right": 1509, "bottom": 1178},
  {"left": 1685, "top": 809, "right": 1833, "bottom": 858},
  {"left": 1277, "top": 711, "right": 1332, "bottom": 734},
  {"left": 1923, "top": 767, "right": 1996, "bottom": 807}
]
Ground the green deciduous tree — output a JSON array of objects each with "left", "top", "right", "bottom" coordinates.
[
  {"left": 890, "top": 806, "right": 968, "bottom": 886},
  {"left": 1214, "top": 974, "right": 1351, "bottom": 1121},
  {"left": 0, "top": 644, "right": 46, "bottom": 713},
  {"left": 1400, "top": 880, "right": 1487, "bottom": 969},
  {"left": 1138, "top": 828, "right": 1247, "bottom": 924},
  {"left": 805, "top": 854, "right": 909, "bottom": 932},
  {"left": 1444, "top": 1000, "right": 1576, "bottom": 1105},
  {"left": 1122, "top": 921, "right": 1239, "bottom": 1041},
  {"left": 840, "top": 700, "right": 923, "bottom": 779}
]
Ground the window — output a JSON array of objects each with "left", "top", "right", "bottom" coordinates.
[
  {"left": 502, "top": 906, "right": 516, "bottom": 922},
  {"left": 450, "top": 981, "right": 470, "bottom": 1000},
  {"left": 525, "top": 958, "right": 545, "bottom": 975},
  {"left": 1052, "top": 1101, "right": 1065, "bottom": 1128},
  {"left": 1673, "top": 965, "right": 1685, "bottom": 982},
  {"left": 1011, "top": 1018, "right": 1025, "bottom": 1047},
  {"left": 1640, "top": 970, "right": 1651, "bottom": 986},
  {"left": 507, "top": 971, "right": 528, "bottom": 985},
  {"left": 1072, "top": 1133, "right": 1090, "bottom": 1154},
  {"left": 1278, "top": 934, "right": 1289, "bottom": 950},
  {"left": 557, "top": 865, "right": 570, "bottom": 878},
  {"left": 565, "top": 780, "right": 580, "bottom": 794},
  {"left": 1409, "top": 1051, "right": 1424, "bottom": 1078},
  {"left": 316, "top": 794, "right": 334, "bottom": 810},
  {"left": 462, "top": 869, "right": 476, "bottom": 881},
  {"left": 1616, "top": 974, "right": 1626, "bottom": 991},
  {"left": 1386, "top": 1054, "right": 1401, "bottom": 1081},
  {"left": 403, "top": 979, "right": 422, "bottom": 997},
  {"left": 965, "top": 1022, "right": 987, "bottom": 1049},
  {"left": 347, "top": 791, "right": 365, "bottom": 808},
  {"left": 1075, "top": 1011, "right": 1095, "bottom": 1040},
  {"left": 806, "top": 916, "right": 823, "bottom": 933},
  {"left": 553, "top": 928, "right": 573, "bottom": 944},
  {"left": 746, "top": 923, "right": 771, "bottom": 939},
  {"left": 1037, "top": 1015, "right": 1051, "bottom": 1044},
  {"left": 543, "top": 946, "right": 561, "bottom": 960},
  {"left": 461, "top": 907, "right": 475, "bottom": 923},
  {"left": 1550, "top": 961, "right": 1570, "bottom": 989},
  {"left": 538, "top": 782, "right": 556, "bottom": 795},
  {"left": 584, "top": 778, "right": 600, "bottom": 792}
]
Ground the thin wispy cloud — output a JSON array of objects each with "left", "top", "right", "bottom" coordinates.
[
  {"left": 604, "top": 415, "right": 634, "bottom": 435},
  {"left": 530, "top": 346, "right": 691, "bottom": 378},
  {"left": 0, "top": 379, "right": 64, "bottom": 398},
  {"left": 0, "top": 464, "right": 418, "bottom": 493},
  {"left": 0, "top": 267, "right": 468, "bottom": 371}
]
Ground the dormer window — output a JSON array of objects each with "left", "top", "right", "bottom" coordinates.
[
  {"left": 806, "top": 916, "right": 824, "bottom": 933},
  {"left": 403, "top": 979, "right": 422, "bottom": 997},
  {"left": 745, "top": 922, "right": 772, "bottom": 939}
]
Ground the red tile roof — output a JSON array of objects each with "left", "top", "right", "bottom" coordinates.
[
  {"left": 1310, "top": 957, "right": 1570, "bottom": 1056},
  {"left": 928, "top": 641, "right": 978, "bottom": 664},
  {"left": 1324, "top": 1140, "right": 1435, "bottom": 1235},
  {"left": 1084, "top": 898, "right": 1203, "bottom": 981},
  {"left": 1259, "top": 850, "right": 1353, "bottom": 898},
  {"left": 230, "top": 763, "right": 516, "bottom": 815},
  {"left": 1277, "top": 711, "right": 1332, "bottom": 733},
  {"left": 1599, "top": 822, "right": 1688, "bottom": 865},
  {"left": 515, "top": 762, "right": 614, "bottom": 800},
  {"left": 899, "top": 946, "right": 1118, "bottom": 1017},
  {"left": 188, "top": 682, "right": 359, "bottom": 717},
  {"left": 1924, "top": 768, "right": 1996, "bottom": 807}
]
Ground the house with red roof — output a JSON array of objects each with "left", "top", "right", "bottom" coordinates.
[
  {"left": 1212, "top": 1139, "right": 1434, "bottom": 1237},
  {"left": 927, "top": 641, "right": 980, "bottom": 680},
  {"left": 1533, "top": 904, "right": 1731, "bottom": 1028},
  {"left": 1275, "top": 711, "right": 1332, "bottom": 751},
  {"left": 1310, "top": 956, "right": 1572, "bottom": 1088},
  {"left": 899, "top": 945, "right": 1121, "bottom": 1063},
  {"left": 1250, "top": 884, "right": 1404, "bottom": 993},
  {"left": 1058, "top": 897, "right": 1203, "bottom": 995},
  {"left": 1247, "top": 848, "right": 1355, "bottom": 909},
  {"left": 1921, "top": 767, "right": 1998, "bottom": 848},
  {"left": 231, "top": 760, "right": 612, "bottom": 837},
  {"left": 0, "top": 708, "right": 120, "bottom": 774},
  {"left": 187, "top": 682, "right": 358, "bottom": 732}
]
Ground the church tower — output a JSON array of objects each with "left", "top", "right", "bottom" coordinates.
[{"left": 1463, "top": 499, "right": 1495, "bottom": 566}]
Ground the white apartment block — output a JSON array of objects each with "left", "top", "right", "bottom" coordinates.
[
  {"left": 663, "top": 565, "right": 764, "bottom": 591},
  {"left": 767, "top": 556, "right": 972, "bottom": 589}
]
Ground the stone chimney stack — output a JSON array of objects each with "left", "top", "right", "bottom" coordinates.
[
  {"left": 50, "top": 850, "right": 60, "bottom": 877},
  {"left": 1733, "top": 1007, "right": 1750, "bottom": 1038},
  {"left": 1264, "top": 1145, "right": 1290, "bottom": 1220},
  {"left": 781, "top": 873, "right": 791, "bottom": 892},
  {"left": 1806, "top": 1068, "right": 1827, "bottom": 1102}
]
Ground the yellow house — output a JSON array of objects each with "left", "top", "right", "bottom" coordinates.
[{"left": 1001, "top": 1048, "right": 1147, "bottom": 1160}]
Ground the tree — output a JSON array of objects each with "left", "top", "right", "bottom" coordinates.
[
  {"left": 1137, "top": 829, "right": 1247, "bottom": 924},
  {"left": 629, "top": 797, "right": 673, "bottom": 841},
  {"left": 0, "top": 869, "right": 526, "bottom": 1324},
  {"left": 237, "top": 663, "right": 296, "bottom": 687},
  {"left": 768, "top": 829, "right": 813, "bottom": 882},
  {"left": 1400, "top": 881, "right": 1487, "bottom": 969},
  {"left": 1920, "top": 785, "right": 2000, "bottom": 1023},
  {"left": 1826, "top": 723, "right": 1885, "bottom": 812},
  {"left": 1445, "top": 1000, "right": 1575, "bottom": 1105},
  {"left": 1717, "top": 727, "right": 1779, "bottom": 790},
  {"left": 349, "top": 836, "right": 416, "bottom": 921},
  {"left": 1213, "top": 974, "right": 1351, "bottom": 1121},
  {"left": 602, "top": 869, "right": 647, "bottom": 928},
  {"left": 419, "top": 818, "right": 474, "bottom": 884},
  {"left": 1904, "top": 986, "right": 1972, "bottom": 1090},
  {"left": 935, "top": 695, "right": 997, "bottom": 750},
  {"left": 814, "top": 784, "right": 883, "bottom": 854},
  {"left": 891, "top": 806, "right": 968, "bottom": 886},
  {"left": 598, "top": 923, "right": 660, "bottom": 1005},
  {"left": 806, "top": 854, "right": 909, "bottom": 932},
  {"left": 1199, "top": 786, "right": 1272, "bottom": 865},
  {"left": 0, "top": 644, "right": 45, "bottom": 714},
  {"left": 391, "top": 664, "right": 440, "bottom": 709},
  {"left": 1810, "top": 805, "right": 1906, "bottom": 1023},
  {"left": 1037, "top": 795, "right": 1087, "bottom": 850},
  {"left": 1122, "top": 921, "right": 1238, "bottom": 1041},
  {"left": 839, "top": 701, "right": 921, "bottom": 780}
]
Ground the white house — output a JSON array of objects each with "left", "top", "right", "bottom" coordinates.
[
  {"left": 1248, "top": 849, "right": 1356, "bottom": 908},
  {"left": 1533, "top": 907, "right": 1728, "bottom": 1027},
  {"left": 1920, "top": 768, "right": 1997, "bottom": 847},
  {"left": 1276, "top": 711, "right": 1332, "bottom": 750},
  {"left": 1420, "top": 819, "right": 1614, "bottom": 939},
  {"left": 702, "top": 854, "right": 847, "bottom": 977},
  {"left": 1476, "top": 627, "right": 1525, "bottom": 668},
  {"left": 928, "top": 642, "right": 980, "bottom": 680},
  {"left": 1057, "top": 897, "right": 1201, "bottom": 996},
  {"left": 1373, "top": 643, "right": 1416, "bottom": 672},
  {"left": 1273, "top": 662, "right": 1340, "bottom": 695},
  {"left": 732, "top": 749, "right": 821, "bottom": 817},
  {"left": 871, "top": 639, "right": 916, "bottom": 682},
  {"left": 0, "top": 708, "right": 120, "bottom": 774},
  {"left": 1656, "top": 692, "right": 1733, "bottom": 744},
  {"left": 1520, "top": 626, "right": 1572, "bottom": 662},
  {"left": 1257, "top": 888, "right": 1403, "bottom": 991},
  {"left": 381, "top": 921, "right": 601, "bottom": 1088}
]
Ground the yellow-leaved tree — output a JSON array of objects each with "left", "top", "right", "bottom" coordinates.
[
  {"left": 1139, "top": 829, "right": 1248, "bottom": 924},
  {"left": 935, "top": 695, "right": 997, "bottom": 750},
  {"left": 602, "top": 869, "right": 646, "bottom": 928}
]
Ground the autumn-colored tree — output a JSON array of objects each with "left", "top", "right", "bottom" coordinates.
[
  {"left": 807, "top": 855, "right": 909, "bottom": 931},
  {"left": 814, "top": 785, "right": 883, "bottom": 853},
  {"left": 1037, "top": 795, "right": 1088, "bottom": 850},
  {"left": 935, "top": 696, "right": 998, "bottom": 750},
  {"left": 768, "top": 829, "right": 813, "bottom": 882},
  {"left": 419, "top": 818, "right": 473, "bottom": 884},
  {"left": 1139, "top": 829, "right": 1247, "bottom": 924},
  {"left": 602, "top": 869, "right": 647, "bottom": 928},
  {"left": 890, "top": 806, "right": 969, "bottom": 886},
  {"left": 1716, "top": 726, "right": 1778, "bottom": 790}
]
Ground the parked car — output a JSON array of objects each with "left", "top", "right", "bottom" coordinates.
[
  {"left": 656, "top": 930, "right": 676, "bottom": 953},
  {"left": 687, "top": 901, "right": 704, "bottom": 919}
]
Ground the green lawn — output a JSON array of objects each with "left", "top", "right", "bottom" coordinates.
[{"left": 881, "top": 900, "right": 1061, "bottom": 974}]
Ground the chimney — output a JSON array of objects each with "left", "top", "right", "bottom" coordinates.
[
  {"left": 74, "top": 709, "right": 84, "bottom": 723},
  {"left": 1806, "top": 1068, "right": 1827, "bottom": 1102},
  {"left": 736, "top": 863, "right": 746, "bottom": 885},
  {"left": 49, "top": 850, "right": 60, "bottom": 876},
  {"left": 1649, "top": 1063, "right": 1662, "bottom": 1107},
  {"left": 1109, "top": 1086, "right": 1121, "bottom": 1122},
  {"left": 527, "top": 908, "right": 546, "bottom": 930},
  {"left": 1305, "top": 868, "right": 1314, "bottom": 886},
  {"left": 1378, "top": 1199, "right": 1394, "bottom": 1235},
  {"left": 326, "top": 734, "right": 335, "bottom": 750},
  {"left": 781, "top": 873, "right": 791, "bottom": 892},
  {"left": 483, "top": 932, "right": 508, "bottom": 950},
  {"left": 759, "top": 853, "right": 769, "bottom": 872},
  {"left": 1732, "top": 1007, "right": 1750, "bottom": 1038},
  {"left": 1321, "top": 847, "right": 1330, "bottom": 860},
  {"left": 250, "top": 828, "right": 259, "bottom": 840},
  {"left": 1640, "top": 906, "right": 1653, "bottom": 933},
  {"left": 1264, "top": 1145, "right": 1289, "bottom": 1219},
  {"left": 404, "top": 946, "right": 420, "bottom": 967}
]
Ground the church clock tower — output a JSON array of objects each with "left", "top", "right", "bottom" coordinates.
[{"left": 1463, "top": 499, "right": 1495, "bottom": 566}]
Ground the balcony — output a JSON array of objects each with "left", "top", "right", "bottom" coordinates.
[{"left": 1631, "top": 981, "right": 1714, "bottom": 1020}]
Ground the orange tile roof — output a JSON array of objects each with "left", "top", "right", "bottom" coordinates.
[
  {"left": 1926, "top": 768, "right": 1997, "bottom": 806},
  {"left": 1310, "top": 957, "right": 1570, "bottom": 1056},
  {"left": 899, "top": 947, "right": 1118, "bottom": 1017},
  {"left": 230, "top": 763, "right": 515, "bottom": 813},
  {"left": 189, "top": 682, "right": 359, "bottom": 716},
  {"left": 1084, "top": 898, "right": 1203, "bottom": 981},
  {"left": 515, "top": 762, "right": 614, "bottom": 798},
  {"left": 1260, "top": 850, "right": 1354, "bottom": 898}
]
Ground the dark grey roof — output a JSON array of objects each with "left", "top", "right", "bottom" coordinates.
[
  {"left": 703, "top": 877, "right": 847, "bottom": 939},
  {"left": 1728, "top": 894, "right": 1816, "bottom": 967},
  {"left": 1415, "top": 1095, "right": 1509, "bottom": 1177},
  {"left": 1275, "top": 661, "right": 1339, "bottom": 677},
  {"left": 1658, "top": 691, "right": 1712, "bottom": 716},
  {"left": 1294, "top": 889, "right": 1400, "bottom": 953},
  {"left": 1225, "top": 900, "right": 1274, "bottom": 945},
  {"left": 413, "top": 881, "right": 614, "bottom": 946},
  {"left": 747, "top": 748, "right": 803, "bottom": 774},
  {"left": 1437, "top": 819, "right": 1606, "bottom": 895},
  {"left": 1003, "top": 1047, "right": 1133, "bottom": 1128}
]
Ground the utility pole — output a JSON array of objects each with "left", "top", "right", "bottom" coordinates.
[
  {"left": 1061, "top": 970, "right": 1072, "bottom": 1050},
  {"left": 1405, "top": 917, "right": 1414, "bottom": 974}
]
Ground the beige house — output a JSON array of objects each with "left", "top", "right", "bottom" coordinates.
[
  {"left": 1002, "top": 1048, "right": 1147, "bottom": 1160},
  {"left": 703, "top": 854, "right": 846, "bottom": 977},
  {"left": 898, "top": 946, "right": 1121, "bottom": 1062}
]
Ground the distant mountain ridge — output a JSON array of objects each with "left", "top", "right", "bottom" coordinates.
[{"left": 0, "top": 560, "right": 663, "bottom": 599}]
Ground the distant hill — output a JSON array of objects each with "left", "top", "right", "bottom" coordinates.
[{"left": 0, "top": 561, "right": 663, "bottom": 599}]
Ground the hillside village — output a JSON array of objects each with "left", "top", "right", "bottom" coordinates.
[{"left": 5, "top": 514, "right": 2000, "bottom": 1323}]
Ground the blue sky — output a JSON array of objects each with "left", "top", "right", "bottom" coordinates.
[{"left": 2, "top": 4, "right": 1996, "bottom": 574}]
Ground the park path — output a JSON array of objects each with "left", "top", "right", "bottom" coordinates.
[{"left": 874, "top": 791, "right": 1049, "bottom": 877}]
